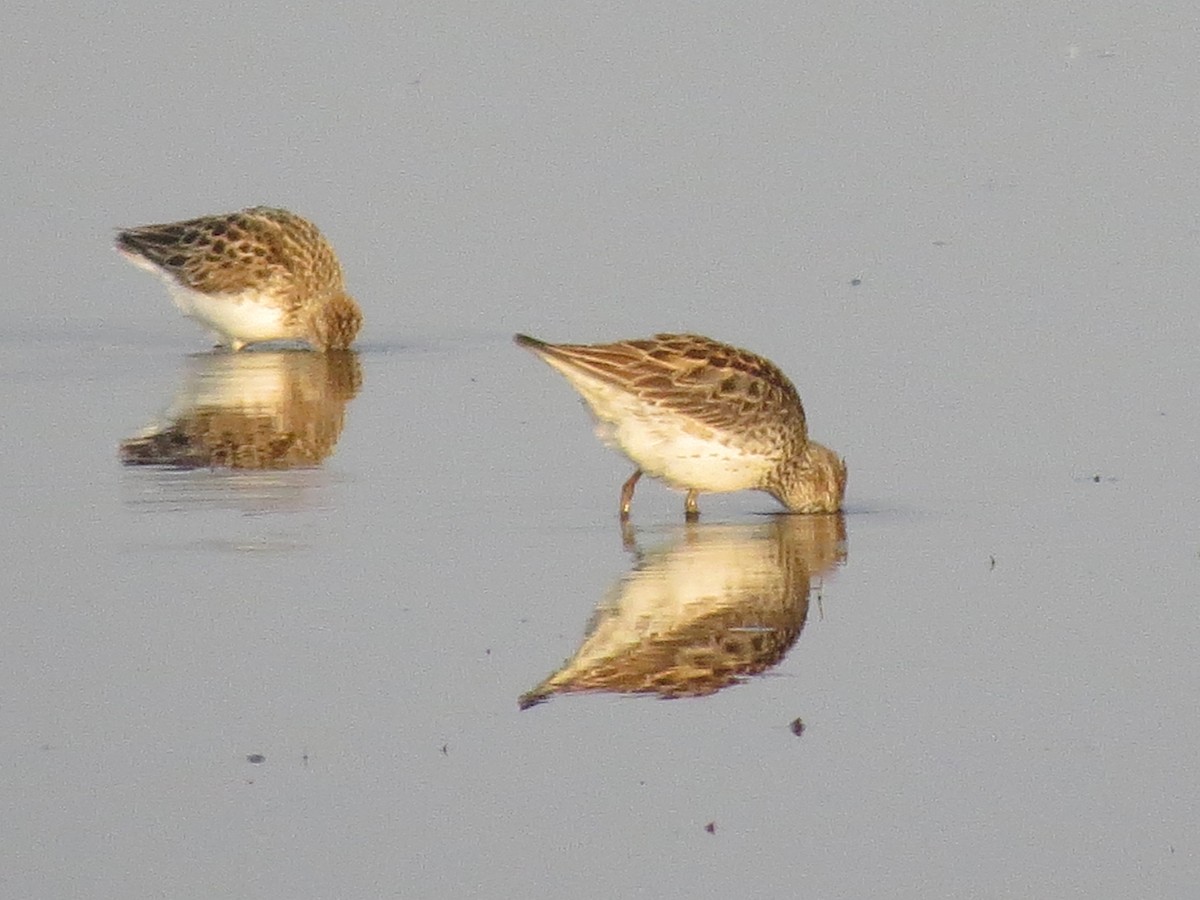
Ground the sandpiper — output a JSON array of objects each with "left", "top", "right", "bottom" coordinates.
[
  {"left": 115, "top": 206, "right": 362, "bottom": 351},
  {"left": 515, "top": 332, "right": 846, "bottom": 519}
]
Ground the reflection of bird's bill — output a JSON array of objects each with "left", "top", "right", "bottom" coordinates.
[
  {"left": 520, "top": 514, "right": 847, "bottom": 707},
  {"left": 119, "top": 350, "right": 362, "bottom": 470}
]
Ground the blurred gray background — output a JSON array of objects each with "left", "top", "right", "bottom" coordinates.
[{"left": 3, "top": 3, "right": 1198, "bottom": 898}]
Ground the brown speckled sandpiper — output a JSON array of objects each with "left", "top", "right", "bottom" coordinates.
[
  {"left": 515, "top": 332, "right": 846, "bottom": 519},
  {"left": 116, "top": 206, "right": 361, "bottom": 351}
]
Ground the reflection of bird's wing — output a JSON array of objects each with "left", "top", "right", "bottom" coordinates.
[
  {"left": 515, "top": 333, "right": 808, "bottom": 440},
  {"left": 519, "top": 521, "right": 823, "bottom": 706},
  {"left": 119, "top": 351, "right": 361, "bottom": 469}
]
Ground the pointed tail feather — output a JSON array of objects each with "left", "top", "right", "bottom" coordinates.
[{"left": 513, "top": 333, "right": 549, "bottom": 351}]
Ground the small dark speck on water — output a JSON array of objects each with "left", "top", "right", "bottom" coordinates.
[
  {"left": 705, "top": 822, "right": 716, "bottom": 834},
  {"left": 989, "top": 556, "right": 996, "bottom": 570},
  {"left": 1092, "top": 474, "right": 1101, "bottom": 483},
  {"left": 441, "top": 744, "right": 449, "bottom": 755},
  {"left": 789, "top": 717, "right": 805, "bottom": 737},
  {"left": 246, "top": 754, "right": 266, "bottom": 764},
  {"left": 850, "top": 277, "right": 862, "bottom": 286}
]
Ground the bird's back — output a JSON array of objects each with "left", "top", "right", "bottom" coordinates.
[
  {"left": 516, "top": 333, "right": 809, "bottom": 444},
  {"left": 116, "top": 207, "right": 345, "bottom": 307}
]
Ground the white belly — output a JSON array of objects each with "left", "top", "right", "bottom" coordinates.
[
  {"left": 168, "top": 284, "right": 290, "bottom": 345},
  {"left": 606, "top": 411, "right": 773, "bottom": 492},
  {"left": 569, "top": 375, "right": 774, "bottom": 493}
]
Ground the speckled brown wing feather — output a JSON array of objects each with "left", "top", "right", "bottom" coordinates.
[
  {"left": 518, "top": 333, "right": 809, "bottom": 439},
  {"left": 116, "top": 207, "right": 344, "bottom": 313}
]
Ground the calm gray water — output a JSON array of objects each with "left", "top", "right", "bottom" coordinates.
[{"left": 4, "top": 4, "right": 1200, "bottom": 898}]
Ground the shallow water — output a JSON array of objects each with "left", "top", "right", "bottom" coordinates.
[
  {"left": 5, "top": 4, "right": 1200, "bottom": 899},
  {"left": 5, "top": 330, "right": 1197, "bottom": 898}
]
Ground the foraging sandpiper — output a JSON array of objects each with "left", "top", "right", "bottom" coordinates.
[
  {"left": 515, "top": 332, "right": 846, "bottom": 519},
  {"left": 116, "top": 206, "right": 362, "bottom": 351}
]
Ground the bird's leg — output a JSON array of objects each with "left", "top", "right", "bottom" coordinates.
[
  {"left": 684, "top": 489, "right": 700, "bottom": 521},
  {"left": 620, "top": 519, "right": 638, "bottom": 553},
  {"left": 619, "top": 469, "right": 642, "bottom": 520}
]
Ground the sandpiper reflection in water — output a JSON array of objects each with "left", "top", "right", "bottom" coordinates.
[
  {"left": 514, "top": 333, "right": 846, "bottom": 520},
  {"left": 519, "top": 514, "right": 847, "bottom": 708},
  {"left": 120, "top": 350, "right": 362, "bottom": 469},
  {"left": 116, "top": 207, "right": 362, "bottom": 351}
]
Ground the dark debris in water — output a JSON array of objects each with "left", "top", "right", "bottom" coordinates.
[
  {"left": 789, "top": 717, "right": 805, "bottom": 737},
  {"left": 246, "top": 753, "right": 266, "bottom": 764},
  {"left": 704, "top": 821, "right": 716, "bottom": 835}
]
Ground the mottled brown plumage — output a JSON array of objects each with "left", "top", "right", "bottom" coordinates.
[
  {"left": 116, "top": 206, "right": 362, "bottom": 351},
  {"left": 515, "top": 332, "right": 846, "bottom": 517}
]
